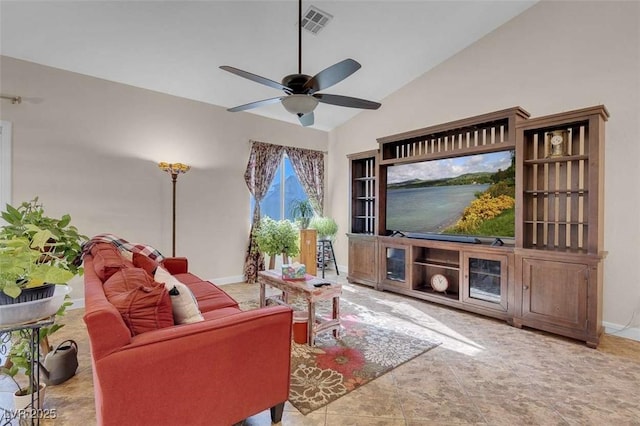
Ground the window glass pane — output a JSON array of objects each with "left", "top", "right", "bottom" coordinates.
[
  {"left": 283, "top": 155, "right": 308, "bottom": 221},
  {"left": 260, "top": 160, "right": 284, "bottom": 220},
  {"left": 249, "top": 154, "right": 309, "bottom": 221}
]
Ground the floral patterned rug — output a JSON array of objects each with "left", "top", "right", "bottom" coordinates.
[{"left": 241, "top": 283, "right": 441, "bottom": 415}]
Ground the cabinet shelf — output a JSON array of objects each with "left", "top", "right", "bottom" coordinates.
[
  {"left": 354, "top": 176, "right": 376, "bottom": 181},
  {"left": 414, "top": 260, "right": 460, "bottom": 271},
  {"left": 524, "top": 220, "right": 588, "bottom": 225},
  {"left": 524, "top": 189, "right": 588, "bottom": 195},
  {"left": 524, "top": 154, "right": 588, "bottom": 164},
  {"left": 355, "top": 196, "right": 375, "bottom": 201},
  {"left": 414, "top": 286, "right": 459, "bottom": 301}
]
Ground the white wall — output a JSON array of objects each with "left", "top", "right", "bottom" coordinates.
[
  {"left": 0, "top": 56, "right": 328, "bottom": 300},
  {"left": 328, "top": 1, "right": 640, "bottom": 332}
]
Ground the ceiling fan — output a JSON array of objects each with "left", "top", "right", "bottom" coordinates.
[{"left": 219, "top": 0, "right": 381, "bottom": 127}]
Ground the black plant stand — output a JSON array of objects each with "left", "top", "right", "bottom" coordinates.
[
  {"left": 317, "top": 239, "right": 339, "bottom": 279},
  {"left": 0, "top": 316, "right": 54, "bottom": 426}
]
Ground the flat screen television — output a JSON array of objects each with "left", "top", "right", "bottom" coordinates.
[{"left": 385, "top": 150, "right": 516, "bottom": 241}]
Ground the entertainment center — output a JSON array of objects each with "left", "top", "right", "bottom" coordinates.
[{"left": 347, "top": 105, "right": 608, "bottom": 347}]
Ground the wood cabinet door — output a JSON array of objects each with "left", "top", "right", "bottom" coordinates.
[
  {"left": 521, "top": 258, "right": 588, "bottom": 331},
  {"left": 348, "top": 237, "right": 378, "bottom": 286}
]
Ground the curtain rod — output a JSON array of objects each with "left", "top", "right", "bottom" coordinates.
[
  {"left": 0, "top": 94, "right": 22, "bottom": 104},
  {"left": 249, "top": 139, "right": 327, "bottom": 154}
]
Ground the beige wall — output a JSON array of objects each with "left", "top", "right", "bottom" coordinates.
[
  {"left": 328, "top": 1, "right": 640, "bottom": 331},
  {"left": 0, "top": 56, "right": 328, "bottom": 300},
  {"left": 1, "top": 1, "right": 638, "bottom": 334}
]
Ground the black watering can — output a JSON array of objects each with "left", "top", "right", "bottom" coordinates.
[{"left": 39, "top": 340, "right": 78, "bottom": 386}]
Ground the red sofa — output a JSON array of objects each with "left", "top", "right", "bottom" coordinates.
[{"left": 83, "top": 245, "right": 292, "bottom": 426}]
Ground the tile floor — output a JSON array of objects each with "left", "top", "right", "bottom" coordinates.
[{"left": 3, "top": 272, "right": 639, "bottom": 425}]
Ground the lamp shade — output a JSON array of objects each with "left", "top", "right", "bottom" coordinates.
[
  {"left": 158, "top": 162, "right": 190, "bottom": 175},
  {"left": 281, "top": 94, "right": 319, "bottom": 115}
]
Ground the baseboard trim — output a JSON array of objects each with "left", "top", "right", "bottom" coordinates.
[
  {"left": 603, "top": 321, "right": 640, "bottom": 342},
  {"left": 211, "top": 275, "right": 246, "bottom": 285}
]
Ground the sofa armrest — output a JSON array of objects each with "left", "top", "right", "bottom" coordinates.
[
  {"left": 161, "top": 257, "right": 188, "bottom": 274},
  {"left": 93, "top": 305, "right": 293, "bottom": 425}
]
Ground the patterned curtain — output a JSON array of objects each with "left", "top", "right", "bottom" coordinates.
[
  {"left": 244, "top": 141, "right": 285, "bottom": 283},
  {"left": 286, "top": 146, "right": 325, "bottom": 215}
]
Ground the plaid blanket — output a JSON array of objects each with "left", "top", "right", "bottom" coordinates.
[{"left": 81, "top": 233, "right": 165, "bottom": 262}]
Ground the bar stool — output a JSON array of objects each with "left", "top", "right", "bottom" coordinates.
[{"left": 317, "top": 239, "right": 339, "bottom": 279}]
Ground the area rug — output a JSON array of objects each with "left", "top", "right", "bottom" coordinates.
[{"left": 240, "top": 283, "right": 441, "bottom": 415}]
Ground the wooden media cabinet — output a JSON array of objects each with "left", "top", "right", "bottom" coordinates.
[{"left": 347, "top": 106, "right": 608, "bottom": 347}]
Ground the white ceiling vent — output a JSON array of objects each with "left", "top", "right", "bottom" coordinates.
[{"left": 301, "top": 5, "right": 333, "bottom": 35}]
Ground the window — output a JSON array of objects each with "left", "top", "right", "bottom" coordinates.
[
  {"left": 251, "top": 154, "right": 308, "bottom": 220},
  {"left": 0, "top": 121, "right": 11, "bottom": 223}
]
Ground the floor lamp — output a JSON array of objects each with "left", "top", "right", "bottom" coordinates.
[{"left": 158, "top": 162, "right": 190, "bottom": 256}]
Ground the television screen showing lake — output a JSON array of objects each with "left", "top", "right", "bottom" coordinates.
[{"left": 387, "top": 184, "right": 490, "bottom": 233}]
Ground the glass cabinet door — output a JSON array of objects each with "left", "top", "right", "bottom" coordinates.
[
  {"left": 463, "top": 253, "right": 508, "bottom": 312},
  {"left": 381, "top": 244, "right": 408, "bottom": 287}
]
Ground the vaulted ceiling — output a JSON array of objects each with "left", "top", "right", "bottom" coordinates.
[{"left": 0, "top": 1, "right": 537, "bottom": 130}]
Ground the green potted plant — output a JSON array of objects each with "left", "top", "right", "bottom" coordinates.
[
  {"left": 0, "top": 198, "right": 84, "bottom": 403},
  {"left": 0, "top": 197, "right": 87, "bottom": 276},
  {"left": 309, "top": 216, "right": 338, "bottom": 241},
  {"left": 289, "top": 199, "right": 315, "bottom": 229},
  {"left": 255, "top": 217, "right": 300, "bottom": 269},
  {"left": 0, "top": 236, "right": 74, "bottom": 302},
  {"left": 2, "top": 329, "right": 48, "bottom": 410},
  {"left": 0, "top": 236, "right": 74, "bottom": 410}
]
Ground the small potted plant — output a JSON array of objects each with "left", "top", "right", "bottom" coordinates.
[
  {"left": 309, "top": 216, "right": 338, "bottom": 241},
  {"left": 289, "top": 199, "right": 315, "bottom": 229},
  {"left": 255, "top": 217, "right": 300, "bottom": 269},
  {"left": 2, "top": 331, "right": 48, "bottom": 411}
]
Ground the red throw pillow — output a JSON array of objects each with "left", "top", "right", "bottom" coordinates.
[
  {"left": 103, "top": 269, "right": 174, "bottom": 335},
  {"left": 93, "top": 247, "right": 126, "bottom": 282},
  {"left": 133, "top": 252, "right": 160, "bottom": 276}
]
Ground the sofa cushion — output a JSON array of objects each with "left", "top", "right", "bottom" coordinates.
[
  {"left": 186, "top": 281, "right": 239, "bottom": 312},
  {"left": 154, "top": 267, "right": 204, "bottom": 324},
  {"left": 133, "top": 252, "right": 159, "bottom": 276},
  {"left": 103, "top": 268, "right": 174, "bottom": 335},
  {"left": 200, "top": 306, "right": 243, "bottom": 321},
  {"left": 93, "top": 246, "right": 128, "bottom": 281}
]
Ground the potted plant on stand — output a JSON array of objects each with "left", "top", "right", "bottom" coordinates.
[
  {"left": 0, "top": 198, "right": 85, "bottom": 411},
  {"left": 0, "top": 197, "right": 86, "bottom": 352},
  {"left": 254, "top": 217, "right": 300, "bottom": 269},
  {"left": 289, "top": 199, "right": 315, "bottom": 229},
  {"left": 0, "top": 236, "right": 74, "bottom": 412},
  {"left": 309, "top": 216, "right": 338, "bottom": 241}
]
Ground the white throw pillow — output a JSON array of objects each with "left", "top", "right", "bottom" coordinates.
[{"left": 154, "top": 267, "right": 204, "bottom": 324}]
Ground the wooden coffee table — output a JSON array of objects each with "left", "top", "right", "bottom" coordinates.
[{"left": 258, "top": 269, "right": 341, "bottom": 346}]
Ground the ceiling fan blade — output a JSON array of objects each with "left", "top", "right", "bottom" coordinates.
[
  {"left": 303, "top": 59, "right": 362, "bottom": 94},
  {"left": 220, "top": 66, "right": 290, "bottom": 92},
  {"left": 314, "top": 93, "right": 381, "bottom": 110},
  {"left": 227, "top": 97, "right": 284, "bottom": 112},
  {"left": 298, "top": 112, "right": 314, "bottom": 127}
]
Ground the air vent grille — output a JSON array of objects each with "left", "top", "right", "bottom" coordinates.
[{"left": 301, "top": 5, "right": 333, "bottom": 35}]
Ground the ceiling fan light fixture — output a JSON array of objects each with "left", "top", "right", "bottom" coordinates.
[{"left": 281, "top": 94, "right": 318, "bottom": 115}]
